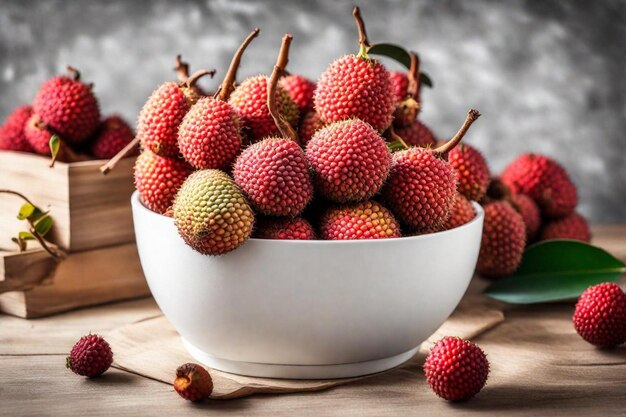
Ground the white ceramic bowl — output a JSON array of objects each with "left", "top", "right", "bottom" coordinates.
[{"left": 131, "top": 191, "right": 484, "bottom": 379}]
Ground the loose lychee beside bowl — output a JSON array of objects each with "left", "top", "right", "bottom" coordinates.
[{"left": 131, "top": 191, "right": 484, "bottom": 379}]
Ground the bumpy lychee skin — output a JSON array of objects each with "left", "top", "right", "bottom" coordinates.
[
  {"left": 280, "top": 74, "right": 316, "bottom": 115},
  {"left": 137, "top": 82, "right": 200, "bottom": 158},
  {"left": 134, "top": 150, "right": 193, "bottom": 214},
  {"left": 448, "top": 143, "right": 490, "bottom": 201},
  {"left": 382, "top": 147, "right": 456, "bottom": 230},
  {"left": 33, "top": 72, "right": 100, "bottom": 143},
  {"left": 573, "top": 283, "right": 626, "bottom": 347},
  {"left": 501, "top": 153, "right": 577, "bottom": 218},
  {"left": 173, "top": 170, "right": 254, "bottom": 255},
  {"left": 305, "top": 120, "right": 391, "bottom": 203},
  {"left": 234, "top": 137, "right": 313, "bottom": 216},
  {"left": 90, "top": 115, "right": 135, "bottom": 159},
  {"left": 24, "top": 114, "right": 55, "bottom": 155},
  {"left": 424, "top": 337, "right": 489, "bottom": 401},
  {"left": 314, "top": 55, "right": 395, "bottom": 132},
  {"left": 446, "top": 194, "right": 476, "bottom": 229},
  {"left": 178, "top": 97, "right": 242, "bottom": 169},
  {"left": 511, "top": 193, "right": 541, "bottom": 241},
  {"left": 0, "top": 105, "right": 33, "bottom": 152},
  {"left": 255, "top": 217, "right": 316, "bottom": 240},
  {"left": 229, "top": 75, "right": 299, "bottom": 142},
  {"left": 299, "top": 111, "right": 325, "bottom": 147},
  {"left": 174, "top": 363, "right": 213, "bottom": 402},
  {"left": 320, "top": 200, "right": 401, "bottom": 240},
  {"left": 395, "top": 119, "right": 436, "bottom": 148},
  {"left": 389, "top": 71, "right": 409, "bottom": 105},
  {"left": 66, "top": 334, "right": 113, "bottom": 377},
  {"left": 476, "top": 201, "right": 526, "bottom": 278},
  {"left": 540, "top": 212, "right": 591, "bottom": 242}
]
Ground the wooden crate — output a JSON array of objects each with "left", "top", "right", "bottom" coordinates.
[
  {"left": 0, "top": 243, "right": 149, "bottom": 318},
  {"left": 0, "top": 151, "right": 135, "bottom": 252}
]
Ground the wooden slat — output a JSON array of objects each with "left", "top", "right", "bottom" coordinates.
[{"left": 0, "top": 249, "right": 58, "bottom": 293}]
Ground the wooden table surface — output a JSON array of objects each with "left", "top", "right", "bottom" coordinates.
[{"left": 1, "top": 225, "right": 625, "bottom": 416}]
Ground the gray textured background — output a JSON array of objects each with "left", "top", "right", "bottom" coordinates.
[{"left": 1, "top": 0, "right": 624, "bottom": 222}]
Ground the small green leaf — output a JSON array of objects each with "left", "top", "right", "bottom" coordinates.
[
  {"left": 387, "top": 140, "right": 407, "bottom": 152},
  {"left": 12, "top": 237, "right": 27, "bottom": 252},
  {"left": 28, "top": 207, "right": 46, "bottom": 222},
  {"left": 49, "top": 135, "right": 61, "bottom": 167},
  {"left": 368, "top": 43, "right": 434, "bottom": 88},
  {"left": 484, "top": 240, "right": 626, "bottom": 304},
  {"left": 17, "top": 203, "right": 36, "bottom": 220},
  {"left": 34, "top": 215, "right": 53, "bottom": 236},
  {"left": 18, "top": 231, "right": 36, "bottom": 241}
]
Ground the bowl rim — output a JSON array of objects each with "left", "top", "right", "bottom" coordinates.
[{"left": 131, "top": 190, "right": 484, "bottom": 245}]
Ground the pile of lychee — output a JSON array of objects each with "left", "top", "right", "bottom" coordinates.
[
  {"left": 132, "top": 7, "right": 590, "bottom": 280},
  {"left": 0, "top": 66, "right": 135, "bottom": 161}
]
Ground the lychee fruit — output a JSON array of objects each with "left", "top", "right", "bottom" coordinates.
[
  {"left": 174, "top": 363, "right": 213, "bottom": 402},
  {"left": 305, "top": 119, "right": 391, "bottom": 203},
  {"left": 136, "top": 70, "right": 213, "bottom": 158},
  {"left": 90, "top": 115, "right": 136, "bottom": 159},
  {"left": 446, "top": 194, "right": 476, "bottom": 229},
  {"left": 66, "top": 334, "right": 113, "bottom": 377},
  {"left": 234, "top": 137, "right": 313, "bottom": 216},
  {"left": 540, "top": 212, "right": 591, "bottom": 242},
  {"left": 24, "top": 114, "right": 56, "bottom": 155},
  {"left": 447, "top": 143, "right": 490, "bottom": 201},
  {"left": 178, "top": 29, "right": 259, "bottom": 169},
  {"left": 280, "top": 74, "right": 316, "bottom": 115},
  {"left": 299, "top": 111, "right": 325, "bottom": 146},
  {"left": 424, "top": 337, "right": 489, "bottom": 401},
  {"left": 314, "top": 7, "right": 395, "bottom": 132},
  {"left": 134, "top": 150, "right": 193, "bottom": 214},
  {"left": 476, "top": 201, "right": 526, "bottom": 278},
  {"left": 394, "top": 119, "right": 436, "bottom": 148},
  {"left": 501, "top": 153, "right": 577, "bottom": 218},
  {"left": 255, "top": 217, "right": 316, "bottom": 240},
  {"left": 0, "top": 105, "right": 34, "bottom": 152},
  {"left": 382, "top": 110, "right": 480, "bottom": 230},
  {"left": 573, "top": 282, "right": 626, "bottom": 347},
  {"left": 173, "top": 169, "right": 255, "bottom": 255},
  {"left": 510, "top": 193, "right": 541, "bottom": 242},
  {"left": 390, "top": 52, "right": 422, "bottom": 127},
  {"left": 32, "top": 66, "right": 100, "bottom": 143},
  {"left": 389, "top": 71, "right": 409, "bottom": 106},
  {"left": 320, "top": 200, "right": 401, "bottom": 240}
]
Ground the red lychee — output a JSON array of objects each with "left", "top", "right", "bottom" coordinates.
[
  {"left": 501, "top": 153, "right": 577, "bottom": 218},
  {"left": 134, "top": 150, "right": 193, "bottom": 214},
  {"left": 0, "top": 105, "right": 33, "bottom": 152},
  {"left": 389, "top": 71, "right": 409, "bottom": 105},
  {"left": 510, "top": 193, "right": 541, "bottom": 242},
  {"left": 424, "top": 337, "right": 489, "bottom": 401},
  {"left": 448, "top": 143, "right": 490, "bottom": 201},
  {"left": 90, "top": 115, "right": 136, "bottom": 159},
  {"left": 174, "top": 363, "right": 213, "bottom": 402},
  {"left": 320, "top": 200, "right": 401, "bottom": 240},
  {"left": 394, "top": 119, "right": 436, "bottom": 148},
  {"left": 66, "top": 334, "right": 113, "bottom": 377},
  {"left": 305, "top": 119, "right": 391, "bottom": 203},
  {"left": 540, "top": 212, "right": 591, "bottom": 242},
  {"left": 33, "top": 66, "right": 100, "bottom": 143},
  {"left": 446, "top": 194, "right": 476, "bottom": 229},
  {"left": 299, "top": 111, "right": 325, "bottom": 147},
  {"left": 476, "top": 201, "right": 526, "bottom": 278},
  {"left": 255, "top": 217, "right": 316, "bottom": 240},
  {"left": 24, "top": 114, "right": 55, "bottom": 155},
  {"left": 573, "top": 282, "right": 626, "bottom": 347},
  {"left": 390, "top": 52, "right": 422, "bottom": 127},
  {"left": 314, "top": 8, "right": 395, "bottom": 132},
  {"left": 280, "top": 74, "right": 316, "bottom": 115}
]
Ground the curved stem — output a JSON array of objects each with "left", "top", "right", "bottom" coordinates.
[
  {"left": 433, "top": 109, "right": 481, "bottom": 156},
  {"left": 387, "top": 125, "right": 408, "bottom": 149},
  {"left": 174, "top": 54, "right": 190, "bottom": 82},
  {"left": 100, "top": 136, "right": 140, "bottom": 175},
  {"left": 218, "top": 28, "right": 261, "bottom": 101},
  {"left": 267, "top": 34, "right": 299, "bottom": 144},
  {"left": 66, "top": 65, "right": 80, "bottom": 81},
  {"left": 407, "top": 51, "right": 420, "bottom": 99},
  {"left": 353, "top": 7, "right": 371, "bottom": 57},
  {"left": 0, "top": 189, "right": 36, "bottom": 206},
  {"left": 185, "top": 69, "right": 215, "bottom": 89}
]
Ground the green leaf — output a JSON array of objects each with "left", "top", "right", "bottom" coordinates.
[
  {"left": 484, "top": 240, "right": 626, "bottom": 304},
  {"left": 49, "top": 135, "right": 61, "bottom": 167},
  {"left": 368, "top": 43, "right": 434, "bottom": 88},
  {"left": 17, "top": 203, "right": 35, "bottom": 220},
  {"left": 387, "top": 140, "right": 407, "bottom": 152},
  {"left": 18, "top": 231, "right": 36, "bottom": 241},
  {"left": 420, "top": 72, "right": 433, "bottom": 88},
  {"left": 34, "top": 215, "right": 53, "bottom": 236}
]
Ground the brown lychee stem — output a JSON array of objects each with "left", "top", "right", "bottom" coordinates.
[
  {"left": 185, "top": 69, "right": 216, "bottom": 89},
  {"left": 353, "top": 7, "right": 371, "bottom": 57},
  {"left": 387, "top": 125, "right": 409, "bottom": 149},
  {"left": 433, "top": 109, "right": 481, "bottom": 156},
  {"left": 218, "top": 28, "right": 261, "bottom": 101},
  {"left": 66, "top": 66, "right": 80, "bottom": 81},
  {"left": 407, "top": 51, "right": 420, "bottom": 99},
  {"left": 99, "top": 136, "right": 140, "bottom": 175},
  {"left": 267, "top": 34, "right": 299, "bottom": 144},
  {"left": 174, "top": 55, "right": 190, "bottom": 82}
]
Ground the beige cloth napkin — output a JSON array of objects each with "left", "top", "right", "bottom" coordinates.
[{"left": 107, "top": 293, "right": 504, "bottom": 400}]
